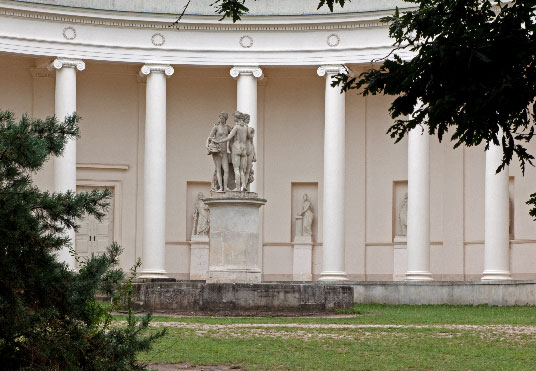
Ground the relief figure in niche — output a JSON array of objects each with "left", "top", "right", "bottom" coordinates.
[
  {"left": 298, "top": 193, "right": 314, "bottom": 237},
  {"left": 214, "top": 111, "right": 249, "bottom": 191},
  {"left": 192, "top": 192, "right": 209, "bottom": 236},
  {"left": 206, "top": 112, "right": 231, "bottom": 192},
  {"left": 399, "top": 192, "right": 408, "bottom": 236}
]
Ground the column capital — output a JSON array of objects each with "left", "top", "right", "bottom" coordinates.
[
  {"left": 48, "top": 58, "right": 85, "bottom": 72},
  {"left": 230, "top": 66, "right": 263, "bottom": 80},
  {"left": 140, "top": 63, "right": 175, "bottom": 77},
  {"left": 317, "top": 64, "right": 349, "bottom": 78}
]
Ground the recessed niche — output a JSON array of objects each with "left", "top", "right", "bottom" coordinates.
[
  {"left": 186, "top": 181, "right": 211, "bottom": 241},
  {"left": 291, "top": 182, "right": 318, "bottom": 242},
  {"left": 392, "top": 180, "right": 408, "bottom": 240}
]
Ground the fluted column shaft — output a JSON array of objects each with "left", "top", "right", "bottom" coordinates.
[
  {"left": 139, "top": 64, "right": 174, "bottom": 278},
  {"left": 317, "top": 65, "right": 348, "bottom": 281},
  {"left": 230, "top": 66, "right": 263, "bottom": 193},
  {"left": 48, "top": 58, "right": 85, "bottom": 269},
  {"left": 483, "top": 134, "right": 511, "bottom": 280},
  {"left": 406, "top": 125, "right": 433, "bottom": 280}
]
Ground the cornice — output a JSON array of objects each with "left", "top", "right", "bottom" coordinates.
[
  {"left": 0, "top": 4, "right": 389, "bottom": 31},
  {"left": 9, "top": 0, "right": 414, "bottom": 17},
  {"left": 230, "top": 66, "right": 263, "bottom": 80}
]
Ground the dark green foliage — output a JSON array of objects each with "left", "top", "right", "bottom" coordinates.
[
  {"left": 528, "top": 193, "right": 536, "bottom": 220},
  {"left": 330, "top": 0, "right": 536, "bottom": 216},
  {"left": 317, "top": 0, "right": 348, "bottom": 12},
  {"left": 337, "top": 0, "right": 536, "bottom": 175},
  {"left": 211, "top": 0, "right": 252, "bottom": 22},
  {"left": 0, "top": 111, "right": 163, "bottom": 370}
]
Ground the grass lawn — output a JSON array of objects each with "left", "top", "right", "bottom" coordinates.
[{"left": 129, "top": 304, "right": 536, "bottom": 370}]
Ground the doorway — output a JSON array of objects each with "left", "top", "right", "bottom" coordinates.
[{"left": 75, "top": 185, "right": 115, "bottom": 267}]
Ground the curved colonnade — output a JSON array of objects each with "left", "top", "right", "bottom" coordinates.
[{"left": 0, "top": 0, "right": 517, "bottom": 281}]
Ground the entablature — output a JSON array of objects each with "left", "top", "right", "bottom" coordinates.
[{"left": 0, "top": 0, "right": 414, "bottom": 66}]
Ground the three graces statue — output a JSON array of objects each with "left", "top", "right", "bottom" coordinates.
[
  {"left": 194, "top": 111, "right": 257, "bottom": 238},
  {"left": 206, "top": 111, "right": 256, "bottom": 192}
]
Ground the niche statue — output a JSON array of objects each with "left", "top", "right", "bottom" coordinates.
[
  {"left": 192, "top": 192, "right": 209, "bottom": 236},
  {"left": 399, "top": 192, "right": 408, "bottom": 236},
  {"left": 296, "top": 193, "right": 314, "bottom": 237}
]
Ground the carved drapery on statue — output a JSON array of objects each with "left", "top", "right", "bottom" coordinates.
[
  {"left": 296, "top": 193, "right": 314, "bottom": 237},
  {"left": 192, "top": 192, "right": 210, "bottom": 236},
  {"left": 399, "top": 192, "right": 408, "bottom": 236}
]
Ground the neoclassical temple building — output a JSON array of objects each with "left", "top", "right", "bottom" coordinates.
[{"left": 2, "top": 0, "right": 535, "bottom": 281}]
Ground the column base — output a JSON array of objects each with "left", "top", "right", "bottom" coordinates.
[
  {"left": 319, "top": 271, "right": 348, "bottom": 281},
  {"left": 481, "top": 270, "right": 512, "bottom": 281},
  {"left": 405, "top": 271, "right": 433, "bottom": 281},
  {"left": 139, "top": 270, "right": 168, "bottom": 279}
]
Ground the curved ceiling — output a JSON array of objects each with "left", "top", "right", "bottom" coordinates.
[{"left": 11, "top": 0, "right": 412, "bottom": 16}]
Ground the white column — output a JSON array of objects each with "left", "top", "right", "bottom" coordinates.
[
  {"left": 482, "top": 135, "right": 511, "bottom": 280},
  {"left": 317, "top": 65, "right": 348, "bottom": 281},
  {"left": 406, "top": 125, "right": 433, "bottom": 280},
  {"left": 139, "top": 64, "right": 174, "bottom": 278},
  {"left": 48, "top": 58, "right": 85, "bottom": 269},
  {"left": 230, "top": 66, "right": 263, "bottom": 193}
]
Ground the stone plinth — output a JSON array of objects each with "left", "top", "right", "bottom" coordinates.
[
  {"left": 190, "top": 235, "right": 209, "bottom": 280},
  {"left": 393, "top": 235, "right": 407, "bottom": 281},
  {"left": 293, "top": 235, "right": 313, "bottom": 281},
  {"left": 204, "top": 191, "right": 266, "bottom": 283}
]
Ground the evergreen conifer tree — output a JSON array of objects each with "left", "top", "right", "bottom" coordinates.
[{"left": 0, "top": 110, "right": 163, "bottom": 370}]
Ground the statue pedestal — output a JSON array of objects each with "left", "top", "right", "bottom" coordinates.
[
  {"left": 204, "top": 191, "right": 266, "bottom": 283},
  {"left": 190, "top": 235, "right": 209, "bottom": 280},
  {"left": 393, "top": 235, "right": 407, "bottom": 281},
  {"left": 293, "top": 235, "right": 313, "bottom": 281}
]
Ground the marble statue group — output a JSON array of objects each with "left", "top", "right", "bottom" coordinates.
[
  {"left": 194, "top": 111, "right": 259, "bottom": 240},
  {"left": 201, "top": 112, "right": 267, "bottom": 283},
  {"left": 206, "top": 111, "right": 256, "bottom": 192}
]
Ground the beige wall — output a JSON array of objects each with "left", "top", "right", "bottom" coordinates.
[{"left": 3, "top": 55, "right": 535, "bottom": 280}]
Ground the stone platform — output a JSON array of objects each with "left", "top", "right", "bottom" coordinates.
[
  {"left": 130, "top": 280, "right": 536, "bottom": 314},
  {"left": 344, "top": 280, "right": 536, "bottom": 306},
  {"left": 132, "top": 281, "right": 353, "bottom": 314}
]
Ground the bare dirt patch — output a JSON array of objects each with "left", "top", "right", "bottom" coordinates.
[
  {"left": 148, "top": 322, "right": 536, "bottom": 332},
  {"left": 148, "top": 363, "right": 242, "bottom": 371},
  {"left": 143, "top": 322, "right": 536, "bottom": 343}
]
